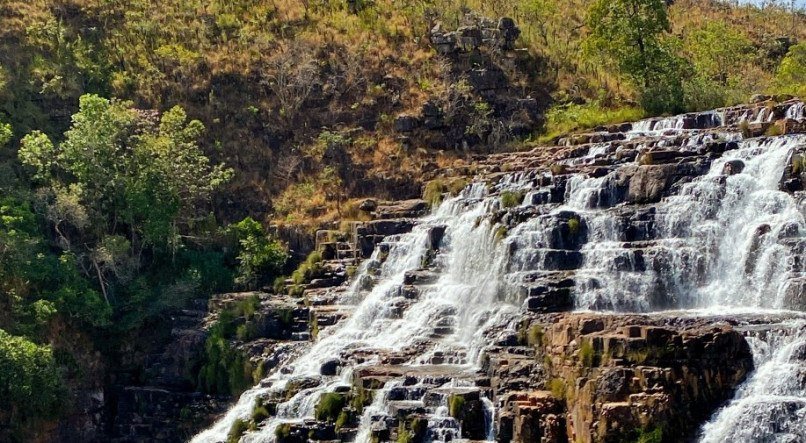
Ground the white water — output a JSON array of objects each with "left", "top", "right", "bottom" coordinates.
[
  {"left": 701, "top": 320, "right": 806, "bottom": 442},
  {"left": 195, "top": 101, "right": 806, "bottom": 443}
]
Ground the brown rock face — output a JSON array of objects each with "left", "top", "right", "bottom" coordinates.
[{"left": 505, "top": 314, "right": 755, "bottom": 443}]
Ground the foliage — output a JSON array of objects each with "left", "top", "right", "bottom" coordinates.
[
  {"left": 500, "top": 191, "right": 524, "bottom": 208},
  {"left": 314, "top": 392, "right": 347, "bottom": 422},
  {"left": 227, "top": 217, "right": 288, "bottom": 289},
  {"left": 0, "top": 329, "right": 65, "bottom": 438},
  {"left": 540, "top": 102, "right": 644, "bottom": 142},
  {"left": 549, "top": 378, "right": 567, "bottom": 399},
  {"left": 227, "top": 418, "right": 249, "bottom": 443},
  {"left": 197, "top": 295, "right": 260, "bottom": 395},
  {"left": 584, "top": 0, "right": 686, "bottom": 114},
  {"left": 290, "top": 251, "right": 324, "bottom": 287},
  {"left": 775, "top": 43, "right": 806, "bottom": 97},
  {"left": 579, "top": 339, "right": 595, "bottom": 367},
  {"left": 681, "top": 20, "right": 755, "bottom": 110},
  {"left": 448, "top": 394, "right": 466, "bottom": 418}
]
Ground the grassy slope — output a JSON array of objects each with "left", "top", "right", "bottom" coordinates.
[{"left": 0, "top": 0, "right": 804, "bottom": 228}]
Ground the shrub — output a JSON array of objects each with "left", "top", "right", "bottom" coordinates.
[
  {"left": 448, "top": 394, "right": 466, "bottom": 418},
  {"left": 423, "top": 179, "right": 446, "bottom": 207},
  {"left": 549, "top": 378, "right": 567, "bottom": 399},
  {"left": 500, "top": 191, "right": 524, "bottom": 208},
  {"left": 227, "top": 418, "right": 249, "bottom": 443},
  {"left": 227, "top": 217, "right": 288, "bottom": 290},
  {"left": 579, "top": 339, "right": 595, "bottom": 367},
  {"left": 314, "top": 392, "right": 347, "bottom": 422},
  {"left": 527, "top": 325, "right": 545, "bottom": 347},
  {"left": 0, "top": 330, "right": 65, "bottom": 430}
]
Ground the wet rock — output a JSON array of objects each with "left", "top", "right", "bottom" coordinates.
[
  {"left": 723, "top": 159, "right": 745, "bottom": 175},
  {"left": 320, "top": 359, "right": 341, "bottom": 376}
]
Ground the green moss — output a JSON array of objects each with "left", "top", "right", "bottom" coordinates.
[
  {"left": 227, "top": 418, "right": 249, "bottom": 443},
  {"left": 764, "top": 124, "right": 783, "bottom": 136},
  {"left": 527, "top": 324, "right": 545, "bottom": 347},
  {"left": 579, "top": 339, "right": 595, "bottom": 367},
  {"left": 567, "top": 217, "right": 581, "bottom": 235},
  {"left": 448, "top": 394, "right": 466, "bottom": 418},
  {"left": 251, "top": 398, "right": 271, "bottom": 424},
  {"left": 275, "top": 423, "right": 292, "bottom": 440},
  {"left": 314, "top": 392, "right": 347, "bottom": 422},
  {"left": 423, "top": 179, "right": 446, "bottom": 207},
  {"left": 500, "top": 191, "right": 524, "bottom": 208},
  {"left": 549, "top": 378, "right": 567, "bottom": 399},
  {"left": 494, "top": 225, "right": 509, "bottom": 242}
]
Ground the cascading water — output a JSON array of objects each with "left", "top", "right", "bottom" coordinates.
[
  {"left": 194, "top": 100, "right": 806, "bottom": 443},
  {"left": 701, "top": 320, "right": 806, "bottom": 442}
]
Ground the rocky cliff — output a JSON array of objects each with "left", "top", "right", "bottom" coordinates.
[{"left": 116, "top": 98, "right": 806, "bottom": 443}]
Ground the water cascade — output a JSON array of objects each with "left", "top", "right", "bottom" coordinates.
[{"left": 194, "top": 99, "right": 806, "bottom": 443}]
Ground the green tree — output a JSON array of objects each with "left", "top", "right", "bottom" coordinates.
[
  {"left": 584, "top": 0, "right": 684, "bottom": 113},
  {"left": 681, "top": 21, "right": 753, "bottom": 111},
  {"left": 0, "top": 121, "right": 10, "bottom": 148},
  {"left": 776, "top": 42, "right": 806, "bottom": 97},
  {"left": 18, "top": 94, "right": 233, "bottom": 304},
  {"left": 227, "top": 217, "right": 287, "bottom": 289},
  {"left": 0, "top": 329, "right": 65, "bottom": 441}
]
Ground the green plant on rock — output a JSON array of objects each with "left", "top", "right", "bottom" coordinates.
[
  {"left": 314, "top": 392, "right": 347, "bottom": 422},
  {"left": 351, "top": 385, "right": 373, "bottom": 413},
  {"left": 579, "top": 339, "right": 595, "bottom": 367},
  {"left": 423, "top": 179, "right": 446, "bottom": 208},
  {"left": 335, "top": 410, "right": 352, "bottom": 431},
  {"left": 764, "top": 124, "right": 783, "bottom": 137},
  {"left": 739, "top": 120, "right": 752, "bottom": 139},
  {"left": 527, "top": 324, "right": 545, "bottom": 347},
  {"left": 397, "top": 417, "right": 427, "bottom": 443},
  {"left": 500, "top": 191, "right": 524, "bottom": 208},
  {"left": 494, "top": 225, "right": 509, "bottom": 243},
  {"left": 567, "top": 217, "right": 581, "bottom": 236},
  {"left": 275, "top": 423, "right": 292, "bottom": 441},
  {"left": 251, "top": 397, "right": 272, "bottom": 424},
  {"left": 291, "top": 250, "right": 324, "bottom": 286},
  {"left": 448, "top": 394, "right": 466, "bottom": 418},
  {"left": 227, "top": 418, "right": 249, "bottom": 443},
  {"left": 549, "top": 378, "right": 567, "bottom": 399}
]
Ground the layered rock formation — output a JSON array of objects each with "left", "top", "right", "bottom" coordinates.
[{"left": 183, "top": 98, "right": 805, "bottom": 443}]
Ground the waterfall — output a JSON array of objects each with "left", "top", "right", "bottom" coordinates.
[
  {"left": 193, "top": 101, "right": 806, "bottom": 443},
  {"left": 700, "top": 320, "right": 806, "bottom": 442}
]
